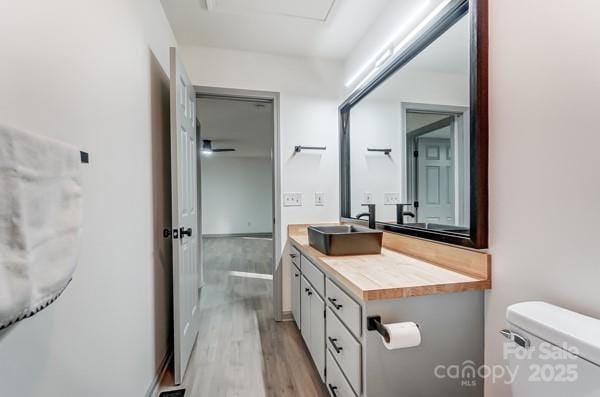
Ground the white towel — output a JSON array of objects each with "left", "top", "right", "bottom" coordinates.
[{"left": 0, "top": 124, "right": 82, "bottom": 330}]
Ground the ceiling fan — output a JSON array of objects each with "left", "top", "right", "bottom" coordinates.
[{"left": 201, "top": 139, "right": 236, "bottom": 154}]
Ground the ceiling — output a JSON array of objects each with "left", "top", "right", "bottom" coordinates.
[
  {"left": 160, "top": 0, "right": 391, "bottom": 59},
  {"left": 196, "top": 97, "right": 273, "bottom": 158}
]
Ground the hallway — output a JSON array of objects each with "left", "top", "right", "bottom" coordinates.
[{"left": 160, "top": 236, "right": 328, "bottom": 397}]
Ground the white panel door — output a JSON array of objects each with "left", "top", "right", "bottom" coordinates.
[
  {"left": 417, "top": 137, "right": 454, "bottom": 225},
  {"left": 170, "top": 47, "right": 200, "bottom": 385}
]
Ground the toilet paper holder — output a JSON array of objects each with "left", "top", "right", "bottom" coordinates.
[
  {"left": 367, "top": 315, "right": 420, "bottom": 344},
  {"left": 367, "top": 316, "right": 390, "bottom": 343}
]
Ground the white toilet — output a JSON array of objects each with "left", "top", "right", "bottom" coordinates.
[{"left": 503, "top": 301, "right": 600, "bottom": 397}]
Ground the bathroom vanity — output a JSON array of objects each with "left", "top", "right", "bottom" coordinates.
[
  {"left": 287, "top": 0, "right": 490, "bottom": 394},
  {"left": 288, "top": 224, "right": 490, "bottom": 397}
]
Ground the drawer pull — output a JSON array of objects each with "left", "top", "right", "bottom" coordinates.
[
  {"left": 328, "top": 384, "right": 339, "bottom": 397},
  {"left": 328, "top": 337, "right": 343, "bottom": 353},
  {"left": 328, "top": 297, "right": 343, "bottom": 310}
]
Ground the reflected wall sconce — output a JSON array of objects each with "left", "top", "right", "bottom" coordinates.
[
  {"left": 294, "top": 146, "right": 327, "bottom": 153},
  {"left": 367, "top": 148, "right": 392, "bottom": 155}
]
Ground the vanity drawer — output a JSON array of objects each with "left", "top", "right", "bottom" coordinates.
[
  {"left": 301, "top": 255, "right": 325, "bottom": 297},
  {"left": 326, "top": 350, "right": 357, "bottom": 397},
  {"left": 326, "top": 278, "right": 361, "bottom": 338},
  {"left": 290, "top": 245, "right": 300, "bottom": 266},
  {"left": 326, "top": 307, "right": 361, "bottom": 395}
]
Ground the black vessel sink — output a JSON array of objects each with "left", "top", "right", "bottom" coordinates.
[{"left": 307, "top": 225, "right": 383, "bottom": 256}]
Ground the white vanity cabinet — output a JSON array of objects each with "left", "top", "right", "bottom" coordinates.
[{"left": 289, "top": 243, "right": 485, "bottom": 397}]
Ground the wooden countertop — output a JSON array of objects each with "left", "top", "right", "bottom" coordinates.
[{"left": 288, "top": 225, "right": 491, "bottom": 301}]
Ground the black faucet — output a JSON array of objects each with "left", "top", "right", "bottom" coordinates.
[
  {"left": 356, "top": 204, "right": 376, "bottom": 229},
  {"left": 396, "top": 203, "right": 416, "bottom": 225}
]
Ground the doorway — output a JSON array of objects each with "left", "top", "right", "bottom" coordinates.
[
  {"left": 193, "top": 87, "right": 282, "bottom": 322},
  {"left": 403, "top": 104, "right": 469, "bottom": 228}
]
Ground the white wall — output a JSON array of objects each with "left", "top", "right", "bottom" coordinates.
[
  {"left": 181, "top": 45, "right": 343, "bottom": 311},
  {"left": 201, "top": 157, "right": 273, "bottom": 235},
  {"left": 0, "top": 1, "right": 176, "bottom": 396},
  {"left": 485, "top": 1, "right": 600, "bottom": 395},
  {"left": 350, "top": 100, "right": 403, "bottom": 222}
]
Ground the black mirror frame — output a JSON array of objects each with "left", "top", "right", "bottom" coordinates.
[{"left": 339, "top": 0, "right": 488, "bottom": 249}]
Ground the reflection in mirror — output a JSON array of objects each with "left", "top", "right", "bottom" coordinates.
[{"left": 349, "top": 9, "right": 470, "bottom": 235}]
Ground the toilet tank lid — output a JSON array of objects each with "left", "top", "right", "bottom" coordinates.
[{"left": 507, "top": 301, "right": 600, "bottom": 366}]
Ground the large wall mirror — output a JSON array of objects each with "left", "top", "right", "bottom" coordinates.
[{"left": 340, "top": 0, "right": 488, "bottom": 248}]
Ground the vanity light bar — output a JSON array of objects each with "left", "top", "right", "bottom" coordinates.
[
  {"left": 355, "top": 67, "right": 381, "bottom": 90},
  {"left": 346, "top": 0, "right": 453, "bottom": 90},
  {"left": 393, "top": 0, "right": 453, "bottom": 55},
  {"left": 344, "top": 1, "right": 431, "bottom": 88}
]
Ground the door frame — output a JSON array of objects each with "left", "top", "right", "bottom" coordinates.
[
  {"left": 402, "top": 102, "right": 470, "bottom": 227},
  {"left": 193, "top": 86, "right": 283, "bottom": 321}
]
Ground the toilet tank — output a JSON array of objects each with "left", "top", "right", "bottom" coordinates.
[{"left": 503, "top": 301, "right": 600, "bottom": 397}]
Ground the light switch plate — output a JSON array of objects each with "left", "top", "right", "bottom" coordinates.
[
  {"left": 283, "top": 192, "right": 303, "bottom": 207},
  {"left": 363, "top": 192, "right": 373, "bottom": 204},
  {"left": 315, "top": 192, "right": 324, "bottom": 206},
  {"left": 384, "top": 192, "right": 401, "bottom": 205}
]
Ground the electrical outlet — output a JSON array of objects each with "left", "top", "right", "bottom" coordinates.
[
  {"left": 283, "top": 192, "right": 303, "bottom": 207},
  {"left": 384, "top": 192, "right": 401, "bottom": 205},
  {"left": 363, "top": 192, "right": 373, "bottom": 204},
  {"left": 315, "top": 192, "right": 325, "bottom": 206}
]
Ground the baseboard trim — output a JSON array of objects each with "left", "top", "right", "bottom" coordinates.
[
  {"left": 281, "top": 310, "right": 293, "bottom": 322},
  {"left": 146, "top": 350, "right": 172, "bottom": 397},
  {"left": 203, "top": 232, "right": 273, "bottom": 238}
]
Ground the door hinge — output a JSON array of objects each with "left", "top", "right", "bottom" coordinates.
[
  {"left": 414, "top": 201, "right": 419, "bottom": 209},
  {"left": 413, "top": 150, "right": 419, "bottom": 158},
  {"left": 324, "top": 368, "right": 327, "bottom": 378},
  {"left": 324, "top": 309, "right": 326, "bottom": 318}
]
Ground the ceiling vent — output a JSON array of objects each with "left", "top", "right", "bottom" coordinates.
[{"left": 204, "top": 0, "right": 336, "bottom": 22}]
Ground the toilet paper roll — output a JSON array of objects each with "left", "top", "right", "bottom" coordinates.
[{"left": 381, "top": 321, "right": 421, "bottom": 350}]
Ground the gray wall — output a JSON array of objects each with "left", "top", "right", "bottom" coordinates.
[{"left": 201, "top": 156, "right": 273, "bottom": 235}]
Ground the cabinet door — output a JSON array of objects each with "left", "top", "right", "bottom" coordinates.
[
  {"left": 291, "top": 264, "right": 301, "bottom": 329},
  {"left": 300, "top": 276, "right": 311, "bottom": 344},
  {"left": 310, "top": 291, "right": 326, "bottom": 381}
]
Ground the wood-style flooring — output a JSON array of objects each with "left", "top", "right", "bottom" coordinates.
[{"left": 159, "top": 236, "right": 328, "bottom": 397}]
